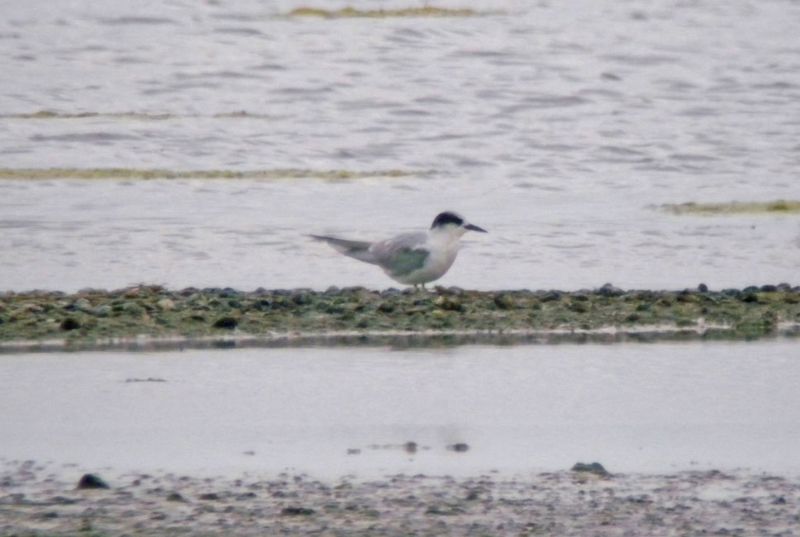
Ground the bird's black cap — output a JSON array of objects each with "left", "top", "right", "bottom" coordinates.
[{"left": 431, "top": 211, "right": 465, "bottom": 229}]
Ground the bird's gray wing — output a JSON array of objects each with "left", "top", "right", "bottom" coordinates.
[
  {"left": 309, "top": 234, "right": 379, "bottom": 264},
  {"left": 370, "top": 232, "right": 429, "bottom": 277}
]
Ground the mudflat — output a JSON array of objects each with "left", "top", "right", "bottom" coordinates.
[
  {"left": 1, "top": 285, "right": 799, "bottom": 351},
  {"left": 2, "top": 460, "right": 798, "bottom": 536}
]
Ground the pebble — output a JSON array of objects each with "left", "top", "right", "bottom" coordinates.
[
  {"left": 212, "top": 317, "right": 238, "bottom": 329},
  {"left": 597, "top": 283, "right": 624, "bottom": 297},
  {"left": 281, "top": 506, "right": 315, "bottom": 516},
  {"left": 156, "top": 298, "right": 175, "bottom": 311},
  {"left": 77, "top": 473, "right": 109, "bottom": 489},
  {"left": 493, "top": 293, "right": 515, "bottom": 310},
  {"left": 571, "top": 462, "right": 610, "bottom": 477},
  {"left": 60, "top": 317, "right": 81, "bottom": 331}
]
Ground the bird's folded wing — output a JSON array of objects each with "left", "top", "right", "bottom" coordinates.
[
  {"left": 371, "top": 232, "right": 430, "bottom": 277},
  {"left": 384, "top": 248, "right": 429, "bottom": 277},
  {"left": 309, "top": 234, "right": 378, "bottom": 264}
]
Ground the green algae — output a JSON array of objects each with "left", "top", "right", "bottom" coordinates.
[
  {"left": 0, "top": 168, "right": 418, "bottom": 181},
  {"left": 288, "top": 7, "right": 483, "bottom": 19},
  {"left": 661, "top": 200, "right": 800, "bottom": 215},
  {"left": 1, "top": 286, "right": 798, "bottom": 351}
]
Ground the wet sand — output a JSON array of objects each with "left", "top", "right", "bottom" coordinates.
[{"left": 2, "top": 460, "right": 798, "bottom": 536}]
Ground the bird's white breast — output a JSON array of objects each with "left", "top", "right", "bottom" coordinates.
[{"left": 397, "top": 232, "right": 460, "bottom": 284}]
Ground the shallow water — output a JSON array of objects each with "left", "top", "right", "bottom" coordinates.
[
  {"left": 2, "top": 341, "right": 799, "bottom": 477},
  {"left": 1, "top": 1, "right": 799, "bottom": 292}
]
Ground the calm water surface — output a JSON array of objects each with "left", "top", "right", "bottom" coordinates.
[
  {"left": 1, "top": 342, "right": 799, "bottom": 477},
  {"left": 1, "top": 0, "right": 799, "bottom": 291}
]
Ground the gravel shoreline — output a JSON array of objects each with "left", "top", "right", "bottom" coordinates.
[
  {"left": 1, "top": 285, "right": 799, "bottom": 351},
  {"left": 2, "top": 460, "right": 798, "bottom": 536}
]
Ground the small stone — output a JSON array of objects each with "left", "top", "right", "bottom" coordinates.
[
  {"left": 50, "top": 496, "right": 79, "bottom": 505},
  {"left": 425, "top": 504, "right": 464, "bottom": 515},
  {"left": 494, "top": 293, "right": 515, "bottom": 310},
  {"left": 448, "top": 443, "right": 469, "bottom": 452},
  {"left": 404, "top": 441, "right": 418, "bottom": 454},
  {"left": 254, "top": 299, "right": 272, "bottom": 311},
  {"left": 166, "top": 492, "right": 186, "bottom": 502},
  {"left": 74, "top": 298, "right": 92, "bottom": 312},
  {"left": 122, "top": 302, "right": 145, "bottom": 316},
  {"left": 60, "top": 317, "right": 81, "bottom": 331},
  {"left": 541, "top": 291, "right": 561, "bottom": 302},
  {"left": 281, "top": 506, "right": 315, "bottom": 516},
  {"left": 291, "top": 292, "right": 312, "bottom": 305},
  {"left": 676, "top": 291, "right": 697, "bottom": 303},
  {"left": 597, "top": 283, "right": 624, "bottom": 297},
  {"left": 125, "top": 377, "right": 166, "bottom": 383},
  {"left": 380, "top": 288, "right": 402, "bottom": 298},
  {"left": 430, "top": 309, "right": 448, "bottom": 320},
  {"left": 36, "top": 511, "right": 60, "bottom": 520},
  {"left": 212, "top": 316, "right": 238, "bottom": 329},
  {"left": 571, "top": 462, "right": 610, "bottom": 477},
  {"left": 77, "top": 473, "right": 109, "bottom": 489},
  {"left": 92, "top": 305, "right": 111, "bottom": 317},
  {"left": 123, "top": 287, "right": 142, "bottom": 298},
  {"left": 697, "top": 283, "right": 709, "bottom": 292},
  {"left": 377, "top": 302, "right": 395, "bottom": 313},
  {"left": 219, "top": 287, "right": 240, "bottom": 298},
  {"left": 569, "top": 301, "right": 588, "bottom": 313},
  {"left": 434, "top": 296, "right": 463, "bottom": 312},
  {"left": 157, "top": 298, "right": 175, "bottom": 311},
  {"left": 199, "top": 493, "right": 220, "bottom": 501}
]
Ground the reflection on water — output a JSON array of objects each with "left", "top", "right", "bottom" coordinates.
[
  {"left": 0, "top": 0, "right": 799, "bottom": 291},
  {"left": 1, "top": 341, "right": 799, "bottom": 477}
]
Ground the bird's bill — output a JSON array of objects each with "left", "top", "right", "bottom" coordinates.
[{"left": 464, "top": 223, "right": 487, "bottom": 233}]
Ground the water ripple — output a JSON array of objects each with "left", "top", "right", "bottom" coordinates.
[
  {"left": 98, "top": 16, "right": 177, "bottom": 26},
  {"left": 0, "top": 0, "right": 798, "bottom": 290},
  {"left": 30, "top": 132, "right": 139, "bottom": 143}
]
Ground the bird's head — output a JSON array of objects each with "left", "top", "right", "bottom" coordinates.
[{"left": 430, "top": 211, "right": 487, "bottom": 238}]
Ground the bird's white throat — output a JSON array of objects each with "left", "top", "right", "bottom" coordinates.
[{"left": 429, "top": 225, "right": 467, "bottom": 246}]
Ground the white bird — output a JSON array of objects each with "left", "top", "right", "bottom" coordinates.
[{"left": 310, "top": 211, "right": 487, "bottom": 289}]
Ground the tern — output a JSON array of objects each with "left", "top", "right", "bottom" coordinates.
[{"left": 310, "top": 211, "right": 487, "bottom": 289}]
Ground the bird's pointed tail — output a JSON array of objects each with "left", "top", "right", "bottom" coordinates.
[{"left": 308, "top": 234, "right": 379, "bottom": 264}]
